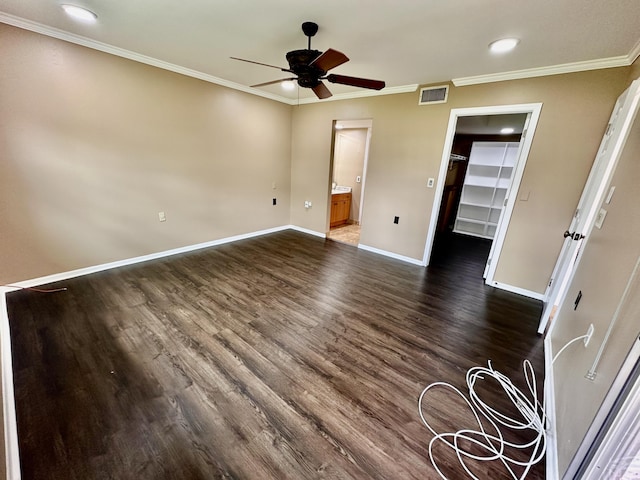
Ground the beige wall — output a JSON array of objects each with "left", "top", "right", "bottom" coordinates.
[
  {"left": 0, "top": 24, "right": 293, "bottom": 284},
  {"left": 550, "top": 81, "right": 640, "bottom": 475},
  {"left": 291, "top": 69, "right": 629, "bottom": 293},
  {"left": 1, "top": 22, "right": 638, "bottom": 478}
]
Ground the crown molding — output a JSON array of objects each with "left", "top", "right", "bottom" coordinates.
[
  {"left": 452, "top": 55, "right": 632, "bottom": 87},
  {"left": 4, "top": 12, "right": 637, "bottom": 100},
  {"left": 0, "top": 13, "right": 417, "bottom": 106},
  {"left": 629, "top": 38, "right": 640, "bottom": 65},
  {"left": 0, "top": 13, "right": 292, "bottom": 103}
]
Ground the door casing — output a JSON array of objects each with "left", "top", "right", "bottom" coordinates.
[
  {"left": 422, "top": 103, "right": 543, "bottom": 293},
  {"left": 327, "top": 119, "right": 373, "bottom": 235}
]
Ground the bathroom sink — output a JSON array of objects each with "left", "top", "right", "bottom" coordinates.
[{"left": 331, "top": 186, "right": 352, "bottom": 195}]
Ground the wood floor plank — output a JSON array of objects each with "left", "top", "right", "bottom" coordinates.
[{"left": 7, "top": 230, "right": 545, "bottom": 479}]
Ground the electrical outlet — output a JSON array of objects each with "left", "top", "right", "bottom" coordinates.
[
  {"left": 427, "top": 178, "right": 435, "bottom": 188},
  {"left": 393, "top": 216, "right": 399, "bottom": 224},
  {"left": 584, "top": 324, "right": 594, "bottom": 347},
  {"left": 158, "top": 211, "right": 166, "bottom": 222}
]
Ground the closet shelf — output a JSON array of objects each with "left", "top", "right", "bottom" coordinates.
[{"left": 454, "top": 141, "right": 520, "bottom": 240}]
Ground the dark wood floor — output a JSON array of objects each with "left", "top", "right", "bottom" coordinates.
[{"left": 7, "top": 230, "right": 545, "bottom": 479}]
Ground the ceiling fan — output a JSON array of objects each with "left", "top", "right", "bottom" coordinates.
[{"left": 231, "top": 22, "right": 385, "bottom": 100}]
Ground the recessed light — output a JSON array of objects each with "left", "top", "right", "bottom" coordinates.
[
  {"left": 61, "top": 4, "right": 98, "bottom": 23},
  {"left": 489, "top": 38, "right": 519, "bottom": 54},
  {"left": 501, "top": 127, "right": 515, "bottom": 134},
  {"left": 281, "top": 80, "right": 295, "bottom": 91}
]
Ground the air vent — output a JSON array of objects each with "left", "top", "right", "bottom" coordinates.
[{"left": 418, "top": 85, "right": 449, "bottom": 105}]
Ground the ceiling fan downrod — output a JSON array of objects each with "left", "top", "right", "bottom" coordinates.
[{"left": 301, "top": 21, "right": 318, "bottom": 50}]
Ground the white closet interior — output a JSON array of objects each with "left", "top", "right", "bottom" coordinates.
[{"left": 454, "top": 141, "right": 519, "bottom": 239}]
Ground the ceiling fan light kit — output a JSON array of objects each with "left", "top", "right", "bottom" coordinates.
[{"left": 231, "top": 21, "right": 385, "bottom": 100}]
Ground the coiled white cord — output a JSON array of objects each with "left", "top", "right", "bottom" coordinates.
[{"left": 418, "top": 360, "right": 547, "bottom": 479}]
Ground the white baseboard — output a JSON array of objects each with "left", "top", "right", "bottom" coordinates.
[
  {"left": 488, "top": 280, "right": 546, "bottom": 301},
  {"left": 1, "top": 294, "right": 21, "bottom": 480},
  {"left": 544, "top": 335, "right": 560, "bottom": 480},
  {"left": 357, "top": 244, "right": 426, "bottom": 266},
  {"left": 2, "top": 226, "right": 291, "bottom": 291},
  {"left": 288, "top": 225, "right": 326, "bottom": 238}
]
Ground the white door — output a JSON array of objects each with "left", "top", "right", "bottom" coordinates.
[{"left": 538, "top": 79, "right": 640, "bottom": 334}]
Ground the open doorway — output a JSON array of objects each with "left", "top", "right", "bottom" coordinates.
[
  {"left": 431, "top": 114, "right": 526, "bottom": 269},
  {"left": 423, "top": 103, "right": 543, "bottom": 294},
  {"left": 327, "top": 119, "right": 372, "bottom": 246}
]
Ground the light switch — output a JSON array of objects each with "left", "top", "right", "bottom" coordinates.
[
  {"left": 356, "top": 176, "right": 361, "bottom": 183},
  {"left": 158, "top": 211, "right": 166, "bottom": 222}
]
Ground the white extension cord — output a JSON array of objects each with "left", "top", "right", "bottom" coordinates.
[{"left": 418, "top": 360, "right": 547, "bottom": 479}]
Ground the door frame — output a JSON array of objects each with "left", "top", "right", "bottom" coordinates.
[
  {"left": 422, "top": 103, "right": 543, "bottom": 291},
  {"left": 328, "top": 119, "right": 373, "bottom": 233}
]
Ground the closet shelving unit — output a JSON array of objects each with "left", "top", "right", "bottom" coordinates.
[{"left": 454, "top": 142, "right": 520, "bottom": 239}]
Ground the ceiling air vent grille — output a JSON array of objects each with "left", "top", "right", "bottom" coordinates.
[{"left": 418, "top": 85, "right": 449, "bottom": 105}]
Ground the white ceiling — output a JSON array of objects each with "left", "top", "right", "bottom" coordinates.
[{"left": 1, "top": 0, "right": 639, "bottom": 103}]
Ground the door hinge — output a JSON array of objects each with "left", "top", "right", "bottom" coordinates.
[
  {"left": 487, "top": 258, "right": 492, "bottom": 266},
  {"left": 504, "top": 197, "right": 508, "bottom": 207},
  {"left": 521, "top": 129, "right": 527, "bottom": 139},
  {"left": 548, "top": 278, "right": 553, "bottom": 288}
]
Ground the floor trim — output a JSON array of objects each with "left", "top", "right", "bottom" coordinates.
[
  {"left": 357, "top": 244, "right": 426, "bottom": 266},
  {"left": 288, "top": 225, "right": 326, "bottom": 238},
  {"left": 3, "top": 226, "right": 290, "bottom": 292},
  {"left": 487, "top": 281, "right": 545, "bottom": 301},
  {"left": 544, "top": 335, "right": 560, "bottom": 480}
]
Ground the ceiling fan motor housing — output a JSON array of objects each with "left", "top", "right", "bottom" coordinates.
[
  {"left": 286, "top": 49, "right": 325, "bottom": 88},
  {"left": 231, "top": 21, "right": 384, "bottom": 99}
]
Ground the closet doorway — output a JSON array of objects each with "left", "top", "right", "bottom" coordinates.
[
  {"left": 327, "top": 119, "right": 372, "bottom": 246},
  {"left": 423, "top": 104, "right": 542, "bottom": 292}
]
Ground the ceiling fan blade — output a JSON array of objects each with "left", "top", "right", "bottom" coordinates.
[
  {"left": 312, "top": 82, "right": 332, "bottom": 99},
  {"left": 326, "top": 74, "right": 385, "bottom": 90},
  {"left": 230, "top": 57, "right": 292, "bottom": 73},
  {"left": 251, "top": 78, "right": 296, "bottom": 88},
  {"left": 310, "top": 48, "right": 349, "bottom": 71}
]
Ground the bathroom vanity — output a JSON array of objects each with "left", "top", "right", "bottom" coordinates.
[{"left": 330, "top": 186, "right": 352, "bottom": 227}]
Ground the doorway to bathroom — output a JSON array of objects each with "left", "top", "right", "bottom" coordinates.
[{"left": 327, "top": 119, "right": 372, "bottom": 246}]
